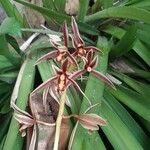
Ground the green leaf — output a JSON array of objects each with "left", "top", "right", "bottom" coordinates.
[
  {"left": 126, "top": 0, "right": 150, "bottom": 9},
  {"left": 0, "top": 18, "right": 21, "bottom": 36},
  {"left": 2, "top": 55, "right": 37, "bottom": 150},
  {"left": 0, "top": 82, "right": 12, "bottom": 95},
  {"left": 78, "top": 0, "right": 89, "bottom": 21},
  {"left": 0, "top": 113, "right": 12, "bottom": 143},
  {"left": 78, "top": 21, "right": 99, "bottom": 36},
  {"left": 100, "top": 99, "right": 145, "bottom": 150},
  {"left": 103, "top": 91, "right": 149, "bottom": 148},
  {"left": 103, "top": 25, "right": 150, "bottom": 66},
  {"left": 0, "top": 35, "right": 21, "bottom": 66},
  {"left": 0, "top": 55, "right": 13, "bottom": 70},
  {"left": 5, "top": 35, "right": 23, "bottom": 56},
  {"left": 15, "top": 0, "right": 70, "bottom": 23},
  {"left": 42, "top": 0, "right": 56, "bottom": 10},
  {"left": 54, "top": 0, "right": 66, "bottom": 13},
  {"left": 0, "top": 0, "right": 30, "bottom": 30},
  {"left": 110, "top": 70, "right": 150, "bottom": 96},
  {"left": 71, "top": 37, "right": 109, "bottom": 150},
  {"left": 111, "top": 25, "right": 137, "bottom": 57},
  {"left": 85, "top": 6, "right": 150, "bottom": 24},
  {"left": 108, "top": 85, "right": 150, "bottom": 121},
  {"left": 0, "top": 0, "right": 23, "bottom": 25},
  {"left": 102, "top": 0, "right": 113, "bottom": 8},
  {"left": 0, "top": 71, "right": 18, "bottom": 84}
]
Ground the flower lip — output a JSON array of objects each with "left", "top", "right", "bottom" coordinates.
[{"left": 87, "top": 67, "right": 92, "bottom": 72}]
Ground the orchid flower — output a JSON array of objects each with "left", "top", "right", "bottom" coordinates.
[
  {"left": 63, "top": 113, "right": 106, "bottom": 131},
  {"left": 63, "top": 104, "right": 106, "bottom": 132},
  {"left": 71, "top": 16, "right": 101, "bottom": 58},
  {"left": 12, "top": 103, "right": 35, "bottom": 137},
  {"left": 12, "top": 103, "right": 55, "bottom": 137},
  {"left": 83, "top": 51, "right": 115, "bottom": 89},
  {"left": 35, "top": 21, "right": 78, "bottom": 67},
  {"left": 31, "top": 59, "right": 92, "bottom": 105}
]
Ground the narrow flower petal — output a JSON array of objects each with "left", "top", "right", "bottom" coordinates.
[
  {"left": 91, "top": 70, "right": 115, "bottom": 89},
  {"left": 12, "top": 103, "right": 32, "bottom": 118},
  {"left": 78, "top": 114, "right": 107, "bottom": 126},
  {"left": 50, "top": 40, "right": 61, "bottom": 48},
  {"left": 90, "top": 56, "right": 98, "bottom": 68},
  {"left": 68, "top": 78, "right": 91, "bottom": 105},
  {"left": 79, "top": 120, "right": 99, "bottom": 131},
  {"left": 62, "top": 59, "right": 69, "bottom": 73},
  {"left": 31, "top": 76, "right": 58, "bottom": 95},
  {"left": 84, "top": 46, "right": 102, "bottom": 53},
  {"left": 52, "top": 64, "right": 62, "bottom": 74},
  {"left": 71, "top": 16, "right": 84, "bottom": 45},
  {"left": 69, "top": 69, "right": 86, "bottom": 80},
  {"left": 49, "top": 85, "right": 60, "bottom": 104},
  {"left": 66, "top": 51, "right": 79, "bottom": 69},
  {"left": 86, "top": 51, "right": 94, "bottom": 64},
  {"left": 35, "top": 51, "right": 58, "bottom": 65},
  {"left": 19, "top": 124, "right": 30, "bottom": 135},
  {"left": 62, "top": 21, "right": 69, "bottom": 47},
  {"left": 14, "top": 114, "right": 34, "bottom": 126},
  {"left": 74, "top": 114, "right": 107, "bottom": 130}
]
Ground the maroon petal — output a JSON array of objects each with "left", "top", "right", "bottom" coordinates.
[
  {"left": 52, "top": 65, "right": 63, "bottom": 75},
  {"left": 86, "top": 51, "right": 94, "bottom": 63},
  {"left": 69, "top": 69, "right": 86, "bottom": 80},
  {"left": 72, "top": 50, "right": 78, "bottom": 58},
  {"left": 14, "top": 114, "right": 34, "bottom": 126},
  {"left": 31, "top": 76, "right": 58, "bottom": 95},
  {"left": 19, "top": 124, "right": 29, "bottom": 132},
  {"left": 49, "top": 85, "right": 60, "bottom": 104},
  {"left": 91, "top": 70, "right": 115, "bottom": 89},
  {"left": 66, "top": 51, "right": 79, "bottom": 69},
  {"left": 35, "top": 51, "right": 58, "bottom": 65},
  {"left": 62, "top": 58, "right": 69, "bottom": 73},
  {"left": 12, "top": 103, "right": 32, "bottom": 118},
  {"left": 62, "top": 21, "right": 69, "bottom": 47},
  {"left": 71, "top": 16, "right": 84, "bottom": 45},
  {"left": 70, "top": 34, "right": 77, "bottom": 49},
  {"left": 84, "top": 46, "right": 102, "bottom": 53},
  {"left": 90, "top": 56, "right": 98, "bottom": 69}
]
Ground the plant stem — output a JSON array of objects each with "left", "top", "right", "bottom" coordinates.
[{"left": 53, "top": 90, "right": 67, "bottom": 150}]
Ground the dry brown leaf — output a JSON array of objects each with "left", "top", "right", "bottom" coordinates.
[
  {"left": 29, "top": 92, "right": 70, "bottom": 150},
  {"left": 58, "top": 120, "right": 70, "bottom": 150},
  {"left": 110, "top": 58, "right": 134, "bottom": 73},
  {"left": 65, "top": 0, "right": 79, "bottom": 16}
]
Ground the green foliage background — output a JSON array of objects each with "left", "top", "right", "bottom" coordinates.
[{"left": 0, "top": 0, "right": 150, "bottom": 149}]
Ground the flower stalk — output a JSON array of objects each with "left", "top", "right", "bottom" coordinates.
[{"left": 53, "top": 90, "right": 67, "bottom": 150}]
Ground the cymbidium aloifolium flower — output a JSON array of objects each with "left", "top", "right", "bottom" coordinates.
[
  {"left": 31, "top": 17, "right": 114, "bottom": 105},
  {"left": 13, "top": 17, "right": 115, "bottom": 148}
]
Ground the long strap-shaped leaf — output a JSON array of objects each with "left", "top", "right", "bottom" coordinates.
[
  {"left": 3, "top": 54, "right": 37, "bottom": 150},
  {"left": 85, "top": 6, "right": 150, "bottom": 24},
  {"left": 69, "top": 37, "right": 107, "bottom": 150},
  {"left": 14, "top": 0, "right": 70, "bottom": 23}
]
